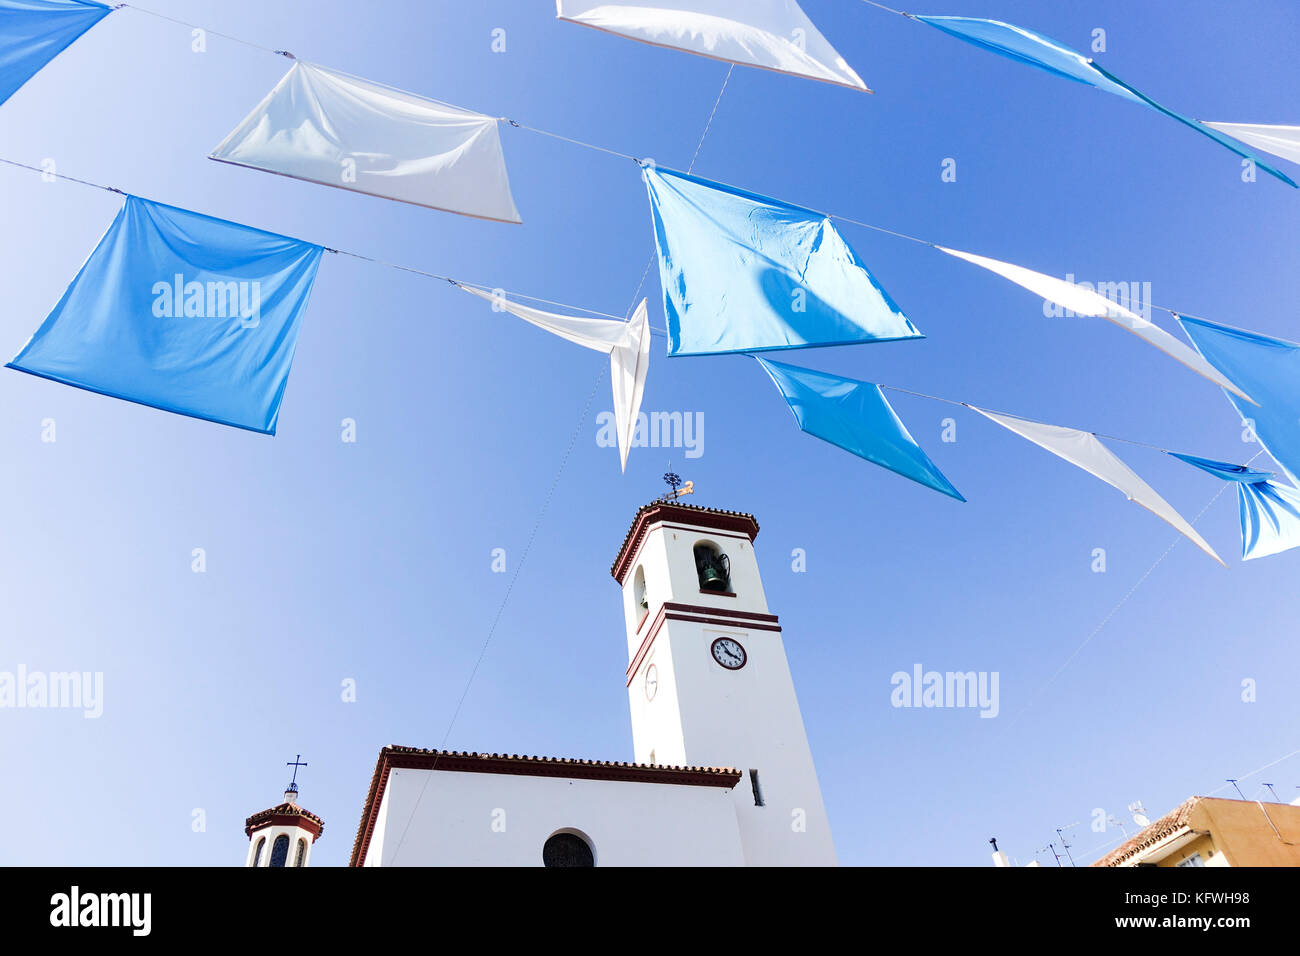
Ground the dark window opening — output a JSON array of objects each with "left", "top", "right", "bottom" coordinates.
[
  {"left": 269, "top": 834, "right": 290, "bottom": 868},
  {"left": 749, "top": 769, "right": 765, "bottom": 807},
  {"left": 543, "top": 832, "right": 595, "bottom": 867}
]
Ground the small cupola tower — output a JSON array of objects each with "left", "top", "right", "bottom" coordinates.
[{"left": 244, "top": 755, "right": 323, "bottom": 867}]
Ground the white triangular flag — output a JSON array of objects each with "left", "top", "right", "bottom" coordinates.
[
  {"left": 460, "top": 286, "right": 650, "bottom": 472},
  {"left": 556, "top": 0, "right": 867, "bottom": 91},
  {"left": 1203, "top": 123, "right": 1300, "bottom": 167},
  {"left": 937, "top": 246, "right": 1254, "bottom": 403},
  {"left": 972, "top": 407, "right": 1225, "bottom": 566},
  {"left": 212, "top": 61, "right": 521, "bottom": 223}
]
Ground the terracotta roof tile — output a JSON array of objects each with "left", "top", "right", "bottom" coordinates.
[
  {"left": 611, "top": 500, "right": 759, "bottom": 583},
  {"left": 1091, "top": 797, "right": 1202, "bottom": 867},
  {"left": 244, "top": 802, "right": 324, "bottom": 839}
]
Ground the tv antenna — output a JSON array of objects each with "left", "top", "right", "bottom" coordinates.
[
  {"left": 1128, "top": 801, "right": 1150, "bottom": 828},
  {"left": 1055, "top": 823, "right": 1080, "bottom": 867}
]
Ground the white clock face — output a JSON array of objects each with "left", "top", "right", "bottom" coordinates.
[
  {"left": 644, "top": 663, "right": 658, "bottom": 701},
  {"left": 710, "top": 637, "right": 746, "bottom": 670}
]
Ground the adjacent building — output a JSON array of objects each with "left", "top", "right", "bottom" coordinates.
[{"left": 1092, "top": 796, "right": 1300, "bottom": 867}]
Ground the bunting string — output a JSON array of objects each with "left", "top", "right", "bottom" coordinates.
[
  {"left": 5, "top": 2, "right": 1278, "bottom": 329},
  {"left": 2, "top": 2, "right": 1290, "bottom": 559},
  {"left": 858, "top": 1, "right": 910, "bottom": 17},
  {"left": 0, "top": 150, "right": 1268, "bottom": 477},
  {"left": 116, "top": 2, "right": 298, "bottom": 59},
  {"left": 876, "top": 385, "right": 1177, "bottom": 455},
  {"left": 0, "top": 155, "right": 636, "bottom": 324}
]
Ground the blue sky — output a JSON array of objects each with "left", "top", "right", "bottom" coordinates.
[{"left": 1, "top": 0, "right": 1297, "bottom": 867}]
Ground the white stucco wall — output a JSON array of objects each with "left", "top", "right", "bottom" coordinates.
[{"left": 361, "top": 767, "right": 745, "bottom": 867}]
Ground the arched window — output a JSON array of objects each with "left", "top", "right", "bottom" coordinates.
[
  {"left": 543, "top": 831, "right": 595, "bottom": 868},
  {"left": 269, "top": 834, "right": 290, "bottom": 868},
  {"left": 252, "top": 837, "right": 266, "bottom": 867},
  {"left": 693, "top": 542, "right": 731, "bottom": 593},
  {"left": 633, "top": 566, "right": 648, "bottom": 613},
  {"left": 294, "top": 838, "right": 307, "bottom": 867}
]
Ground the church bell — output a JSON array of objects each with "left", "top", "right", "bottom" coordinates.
[{"left": 694, "top": 547, "right": 731, "bottom": 592}]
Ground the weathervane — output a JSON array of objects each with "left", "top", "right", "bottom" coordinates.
[{"left": 660, "top": 464, "right": 694, "bottom": 502}]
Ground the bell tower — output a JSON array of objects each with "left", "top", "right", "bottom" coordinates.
[{"left": 611, "top": 500, "right": 836, "bottom": 866}]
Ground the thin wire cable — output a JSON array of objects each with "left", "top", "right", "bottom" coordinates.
[
  {"left": 1006, "top": 449, "right": 1267, "bottom": 730},
  {"left": 688, "top": 65, "right": 733, "bottom": 172},
  {"left": 0, "top": 156, "right": 644, "bottom": 325},
  {"left": 503, "top": 120, "right": 643, "bottom": 165},
  {"left": 386, "top": 64, "right": 737, "bottom": 863},
  {"left": 116, "top": 2, "right": 296, "bottom": 58},
  {"left": 105, "top": 1, "right": 1103, "bottom": 265},
  {"left": 1074, "top": 829, "right": 1134, "bottom": 862},
  {"left": 0, "top": 155, "right": 1257, "bottom": 465},
  {"left": 881, "top": 385, "right": 1182, "bottom": 456},
  {"left": 1205, "top": 747, "right": 1300, "bottom": 797},
  {"left": 125, "top": 0, "right": 642, "bottom": 167},
  {"left": 829, "top": 213, "right": 935, "bottom": 246},
  {"left": 621, "top": 64, "right": 737, "bottom": 318},
  {"left": 93, "top": 0, "right": 1287, "bottom": 333},
  {"left": 859, "top": 0, "right": 912, "bottom": 16},
  {"left": 625, "top": 253, "right": 657, "bottom": 319},
  {"left": 0, "top": 156, "right": 123, "bottom": 194},
  {"left": 387, "top": 361, "right": 608, "bottom": 864}
]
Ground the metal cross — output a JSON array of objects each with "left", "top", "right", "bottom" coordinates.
[{"left": 286, "top": 754, "right": 308, "bottom": 787}]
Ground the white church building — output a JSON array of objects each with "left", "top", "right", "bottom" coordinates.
[{"left": 244, "top": 501, "right": 837, "bottom": 866}]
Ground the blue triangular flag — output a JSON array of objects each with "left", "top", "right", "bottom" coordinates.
[
  {"left": 756, "top": 357, "right": 963, "bottom": 500},
  {"left": 914, "top": 16, "right": 1296, "bottom": 187},
  {"left": 1239, "top": 480, "right": 1300, "bottom": 560},
  {"left": 644, "top": 165, "right": 922, "bottom": 356},
  {"left": 0, "top": 0, "right": 110, "bottom": 107},
  {"left": 1178, "top": 317, "right": 1300, "bottom": 487},
  {"left": 1169, "top": 450, "right": 1300, "bottom": 560},
  {"left": 1168, "top": 452, "right": 1274, "bottom": 484}
]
